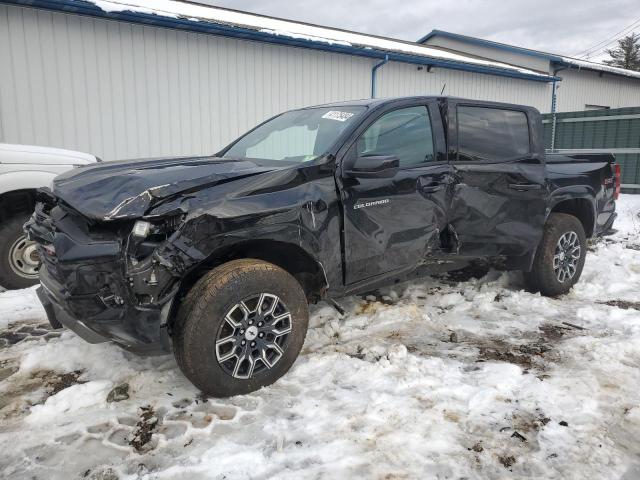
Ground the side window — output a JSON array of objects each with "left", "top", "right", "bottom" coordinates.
[
  {"left": 457, "top": 106, "right": 530, "bottom": 161},
  {"left": 357, "top": 106, "right": 434, "bottom": 167}
]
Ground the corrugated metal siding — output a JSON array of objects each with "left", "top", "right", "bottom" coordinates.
[
  {"left": 375, "top": 61, "right": 550, "bottom": 111},
  {"left": 555, "top": 68, "right": 640, "bottom": 112},
  {"left": 0, "top": 4, "right": 373, "bottom": 160},
  {"left": 6, "top": 4, "right": 636, "bottom": 162},
  {"left": 542, "top": 107, "right": 640, "bottom": 185}
]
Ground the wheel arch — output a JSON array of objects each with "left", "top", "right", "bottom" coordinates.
[
  {"left": 0, "top": 188, "right": 38, "bottom": 223},
  {"left": 548, "top": 195, "right": 596, "bottom": 238},
  {"left": 167, "top": 239, "right": 329, "bottom": 330}
]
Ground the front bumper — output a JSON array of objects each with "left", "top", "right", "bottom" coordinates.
[
  {"left": 37, "top": 264, "right": 173, "bottom": 355},
  {"left": 37, "top": 284, "right": 107, "bottom": 344},
  {"left": 27, "top": 199, "right": 175, "bottom": 356}
]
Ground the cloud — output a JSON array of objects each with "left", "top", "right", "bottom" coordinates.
[{"left": 201, "top": 0, "right": 638, "bottom": 62}]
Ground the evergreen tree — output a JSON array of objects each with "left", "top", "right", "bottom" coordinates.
[{"left": 604, "top": 33, "right": 640, "bottom": 71}]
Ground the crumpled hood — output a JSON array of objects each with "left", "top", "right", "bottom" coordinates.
[{"left": 52, "top": 155, "right": 280, "bottom": 220}]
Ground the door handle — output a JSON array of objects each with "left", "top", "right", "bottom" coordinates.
[
  {"left": 419, "top": 184, "right": 444, "bottom": 193},
  {"left": 509, "top": 183, "right": 542, "bottom": 191}
]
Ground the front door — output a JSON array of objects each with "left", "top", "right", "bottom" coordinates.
[
  {"left": 339, "top": 103, "right": 451, "bottom": 284},
  {"left": 448, "top": 102, "right": 548, "bottom": 260}
]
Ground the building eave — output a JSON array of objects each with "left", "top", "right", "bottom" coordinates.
[
  {"left": 418, "top": 30, "right": 563, "bottom": 62},
  {"left": 419, "top": 29, "right": 640, "bottom": 81},
  {"left": 1, "top": 0, "right": 558, "bottom": 83}
]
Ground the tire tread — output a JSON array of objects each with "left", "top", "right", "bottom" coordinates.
[
  {"left": 172, "top": 259, "right": 308, "bottom": 396},
  {"left": 524, "top": 213, "right": 586, "bottom": 297}
]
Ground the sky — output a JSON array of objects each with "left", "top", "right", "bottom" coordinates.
[{"left": 201, "top": 0, "right": 640, "bottom": 62}]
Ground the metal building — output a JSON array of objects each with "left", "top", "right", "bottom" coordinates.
[{"left": 1, "top": 0, "right": 639, "bottom": 161}]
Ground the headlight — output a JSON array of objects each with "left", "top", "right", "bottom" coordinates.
[
  {"left": 128, "top": 215, "right": 184, "bottom": 262},
  {"left": 132, "top": 220, "right": 152, "bottom": 238}
]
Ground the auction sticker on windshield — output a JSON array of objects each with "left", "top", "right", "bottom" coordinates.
[{"left": 322, "top": 111, "right": 355, "bottom": 122}]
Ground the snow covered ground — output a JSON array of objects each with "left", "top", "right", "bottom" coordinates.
[{"left": 1, "top": 195, "right": 640, "bottom": 480}]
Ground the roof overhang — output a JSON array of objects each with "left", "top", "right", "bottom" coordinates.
[
  {"left": 418, "top": 29, "right": 563, "bottom": 62},
  {"left": 419, "top": 29, "right": 640, "bottom": 81},
  {"left": 1, "top": 0, "right": 559, "bottom": 82}
]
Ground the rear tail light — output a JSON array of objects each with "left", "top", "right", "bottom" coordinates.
[{"left": 614, "top": 163, "right": 621, "bottom": 200}]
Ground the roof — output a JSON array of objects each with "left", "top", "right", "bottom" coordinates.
[
  {"left": 298, "top": 95, "right": 538, "bottom": 112},
  {"left": 1, "top": 0, "right": 557, "bottom": 82},
  {"left": 308, "top": 98, "right": 393, "bottom": 108},
  {"left": 309, "top": 96, "right": 442, "bottom": 109},
  {"left": 418, "top": 30, "right": 640, "bottom": 80}
]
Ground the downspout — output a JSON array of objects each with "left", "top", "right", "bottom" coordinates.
[
  {"left": 550, "top": 65, "right": 567, "bottom": 151},
  {"left": 550, "top": 79, "right": 558, "bottom": 151},
  {"left": 371, "top": 54, "right": 389, "bottom": 99}
]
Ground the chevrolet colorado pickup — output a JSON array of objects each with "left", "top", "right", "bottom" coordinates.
[{"left": 27, "top": 96, "right": 619, "bottom": 396}]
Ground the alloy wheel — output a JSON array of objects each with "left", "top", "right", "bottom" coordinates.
[
  {"left": 215, "top": 293, "right": 292, "bottom": 379},
  {"left": 553, "top": 231, "right": 581, "bottom": 283}
]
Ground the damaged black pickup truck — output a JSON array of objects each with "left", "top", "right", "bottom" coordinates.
[{"left": 27, "top": 96, "right": 619, "bottom": 396}]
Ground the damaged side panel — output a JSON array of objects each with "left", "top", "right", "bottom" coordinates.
[
  {"left": 446, "top": 161, "right": 547, "bottom": 260},
  {"left": 340, "top": 162, "right": 451, "bottom": 284},
  {"left": 146, "top": 164, "right": 342, "bottom": 291}
]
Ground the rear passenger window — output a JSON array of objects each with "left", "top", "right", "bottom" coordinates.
[
  {"left": 457, "top": 106, "right": 530, "bottom": 161},
  {"left": 357, "top": 106, "right": 434, "bottom": 167}
]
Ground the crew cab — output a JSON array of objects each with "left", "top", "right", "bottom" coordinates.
[{"left": 27, "top": 97, "right": 619, "bottom": 397}]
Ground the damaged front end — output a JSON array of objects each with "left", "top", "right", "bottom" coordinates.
[{"left": 26, "top": 190, "right": 191, "bottom": 355}]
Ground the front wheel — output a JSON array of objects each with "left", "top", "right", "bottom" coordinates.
[
  {"left": 0, "top": 215, "right": 41, "bottom": 290},
  {"left": 523, "top": 213, "right": 587, "bottom": 297},
  {"left": 172, "top": 259, "right": 309, "bottom": 397}
]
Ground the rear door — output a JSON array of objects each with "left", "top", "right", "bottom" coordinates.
[
  {"left": 339, "top": 101, "right": 451, "bottom": 284},
  {"left": 448, "top": 102, "right": 548, "bottom": 260}
]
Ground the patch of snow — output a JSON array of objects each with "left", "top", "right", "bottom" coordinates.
[
  {"left": 88, "top": 0, "right": 550, "bottom": 79},
  {"left": 27, "top": 381, "right": 113, "bottom": 424},
  {"left": 0, "top": 286, "right": 44, "bottom": 329},
  {"left": 259, "top": 28, "right": 351, "bottom": 47},
  {"left": 19, "top": 331, "right": 137, "bottom": 381},
  {"left": 0, "top": 195, "right": 639, "bottom": 478},
  {"left": 561, "top": 56, "right": 640, "bottom": 80},
  {"left": 612, "top": 193, "right": 640, "bottom": 235}
]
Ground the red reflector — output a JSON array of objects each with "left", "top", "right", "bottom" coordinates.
[{"left": 614, "top": 164, "right": 621, "bottom": 200}]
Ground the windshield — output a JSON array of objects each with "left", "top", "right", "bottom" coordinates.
[{"left": 222, "top": 106, "right": 366, "bottom": 162}]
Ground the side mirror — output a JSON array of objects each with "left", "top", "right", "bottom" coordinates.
[{"left": 345, "top": 155, "right": 400, "bottom": 179}]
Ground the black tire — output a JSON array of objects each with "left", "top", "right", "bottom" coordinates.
[
  {"left": 173, "top": 259, "right": 309, "bottom": 397},
  {"left": 0, "top": 214, "right": 41, "bottom": 290},
  {"left": 523, "top": 213, "right": 587, "bottom": 297}
]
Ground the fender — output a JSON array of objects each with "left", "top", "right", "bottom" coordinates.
[
  {"left": 154, "top": 223, "right": 331, "bottom": 331},
  {"left": 161, "top": 222, "right": 330, "bottom": 286},
  {"left": 547, "top": 185, "right": 597, "bottom": 234},
  {"left": 208, "top": 226, "right": 330, "bottom": 289},
  {"left": 0, "top": 170, "right": 65, "bottom": 196}
]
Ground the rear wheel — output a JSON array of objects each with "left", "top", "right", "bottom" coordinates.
[
  {"left": 524, "top": 213, "right": 586, "bottom": 297},
  {"left": 0, "top": 215, "right": 40, "bottom": 290},
  {"left": 172, "top": 259, "right": 309, "bottom": 397}
]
